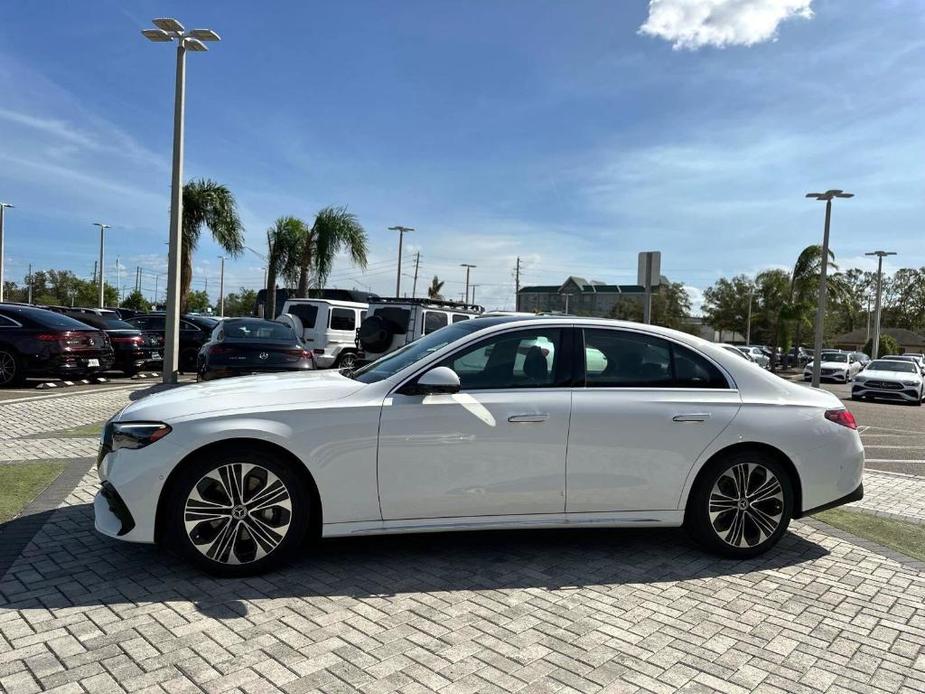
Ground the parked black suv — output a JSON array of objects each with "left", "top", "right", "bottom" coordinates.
[
  {"left": 0, "top": 304, "right": 114, "bottom": 386},
  {"left": 125, "top": 313, "right": 218, "bottom": 372}
]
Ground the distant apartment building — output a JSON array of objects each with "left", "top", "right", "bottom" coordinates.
[{"left": 516, "top": 276, "right": 650, "bottom": 317}]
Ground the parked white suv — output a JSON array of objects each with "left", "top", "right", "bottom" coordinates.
[
  {"left": 279, "top": 298, "right": 367, "bottom": 369},
  {"left": 356, "top": 298, "right": 482, "bottom": 363}
]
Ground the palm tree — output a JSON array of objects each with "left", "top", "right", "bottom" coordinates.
[
  {"left": 294, "top": 206, "right": 368, "bottom": 296},
  {"left": 181, "top": 179, "right": 244, "bottom": 312},
  {"left": 264, "top": 217, "right": 305, "bottom": 318},
  {"left": 788, "top": 244, "right": 845, "bottom": 347},
  {"left": 427, "top": 275, "right": 445, "bottom": 300}
]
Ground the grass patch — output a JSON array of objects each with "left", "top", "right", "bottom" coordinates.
[
  {"left": 814, "top": 508, "right": 925, "bottom": 561},
  {"left": 26, "top": 421, "right": 105, "bottom": 439},
  {"left": 0, "top": 462, "right": 68, "bottom": 523}
]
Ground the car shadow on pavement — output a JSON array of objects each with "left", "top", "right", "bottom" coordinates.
[{"left": 0, "top": 502, "right": 828, "bottom": 617}]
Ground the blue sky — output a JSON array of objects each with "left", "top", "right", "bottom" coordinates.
[{"left": 1, "top": 0, "right": 923, "bottom": 311}]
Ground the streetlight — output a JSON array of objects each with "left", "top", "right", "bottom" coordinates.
[
  {"left": 388, "top": 226, "right": 414, "bottom": 296},
  {"left": 142, "top": 17, "right": 220, "bottom": 384},
  {"left": 865, "top": 250, "right": 896, "bottom": 359},
  {"left": 93, "top": 223, "right": 111, "bottom": 308},
  {"left": 745, "top": 287, "right": 754, "bottom": 345},
  {"left": 460, "top": 263, "right": 476, "bottom": 304},
  {"left": 0, "top": 202, "right": 14, "bottom": 302},
  {"left": 217, "top": 255, "right": 225, "bottom": 317},
  {"left": 805, "top": 189, "right": 853, "bottom": 388},
  {"left": 470, "top": 284, "right": 480, "bottom": 305}
]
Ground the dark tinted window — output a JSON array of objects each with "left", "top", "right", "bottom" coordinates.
[
  {"left": 583, "top": 329, "right": 727, "bottom": 389},
  {"left": 20, "top": 308, "right": 95, "bottom": 331},
  {"left": 287, "top": 304, "right": 318, "bottom": 328},
  {"left": 440, "top": 329, "right": 561, "bottom": 390},
  {"left": 423, "top": 311, "right": 448, "bottom": 335},
  {"left": 330, "top": 308, "right": 356, "bottom": 331},
  {"left": 452, "top": 314, "right": 470, "bottom": 323},
  {"left": 129, "top": 316, "right": 165, "bottom": 330},
  {"left": 374, "top": 307, "right": 410, "bottom": 333},
  {"left": 221, "top": 320, "right": 294, "bottom": 341},
  {"left": 0, "top": 314, "right": 18, "bottom": 327},
  {"left": 180, "top": 320, "right": 201, "bottom": 331}
]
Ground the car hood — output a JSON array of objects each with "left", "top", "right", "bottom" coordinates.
[
  {"left": 806, "top": 360, "right": 850, "bottom": 369},
  {"left": 858, "top": 368, "right": 922, "bottom": 380},
  {"left": 118, "top": 370, "right": 366, "bottom": 422}
]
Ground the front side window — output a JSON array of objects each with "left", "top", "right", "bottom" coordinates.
[
  {"left": 452, "top": 314, "right": 470, "bottom": 323},
  {"left": 330, "top": 308, "right": 356, "bottom": 331},
  {"left": 439, "top": 329, "right": 562, "bottom": 390},
  {"left": 583, "top": 329, "right": 727, "bottom": 389},
  {"left": 423, "top": 311, "right": 448, "bottom": 335}
]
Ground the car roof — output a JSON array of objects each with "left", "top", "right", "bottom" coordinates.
[{"left": 284, "top": 298, "right": 368, "bottom": 308}]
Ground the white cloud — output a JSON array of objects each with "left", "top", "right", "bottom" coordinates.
[{"left": 639, "top": 0, "right": 814, "bottom": 50}]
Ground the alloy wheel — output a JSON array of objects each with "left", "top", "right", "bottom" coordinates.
[
  {"left": 338, "top": 352, "right": 357, "bottom": 369},
  {"left": 0, "top": 351, "right": 16, "bottom": 386},
  {"left": 184, "top": 462, "right": 293, "bottom": 565},
  {"left": 708, "top": 462, "right": 784, "bottom": 548}
]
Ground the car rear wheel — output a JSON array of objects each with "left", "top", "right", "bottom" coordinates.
[
  {"left": 0, "top": 349, "right": 23, "bottom": 387},
  {"left": 164, "top": 447, "right": 310, "bottom": 576},
  {"left": 685, "top": 451, "right": 793, "bottom": 558},
  {"left": 335, "top": 351, "right": 357, "bottom": 369}
]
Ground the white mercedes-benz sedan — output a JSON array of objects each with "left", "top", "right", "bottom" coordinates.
[{"left": 95, "top": 316, "right": 864, "bottom": 576}]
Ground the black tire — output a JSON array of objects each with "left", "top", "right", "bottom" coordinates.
[
  {"left": 357, "top": 315, "right": 395, "bottom": 353},
  {"left": 164, "top": 445, "right": 311, "bottom": 576},
  {"left": 335, "top": 351, "right": 358, "bottom": 369},
  {"left": 179, "top": 348, "right": 199, "bottom": 375},
  {"left": 0, "top": 348, "right": 24, "bottom": 387},
  {"left": 851, "top": 394, "right": 861, "bottom": 401},
  {"left": 685, "top": 450, "right": 793, "bottom": 559}
]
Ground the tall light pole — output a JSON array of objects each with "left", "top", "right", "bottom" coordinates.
[
  {"left": 865, "top": 250, "right": 896, "bottom": 359},
  {"left": 143, "top": 17, "right": 220, "bottom": 383},
  {"left": 470, "top": 284, "right": 480, "bottom": 305},
  {"left": 0, "top": 202, "right": 13, "bottom": 303},
  {"left": 217, "top": 255, "right": 225, "bottom": 316},
  {"left": 388, "top": 226, "right": 414, "bottom": 296},
  {"left": 93, "top": 223, "right": 111, "bottom": 308},
  {"left": 460, "top": 263, "right": 476, "bottom": 304},
  {"left": 806, "top": 189, "right": 853, "bottom": 388},
  {"left": 745, "top": 288, "right": 754, "bottom": 345}
]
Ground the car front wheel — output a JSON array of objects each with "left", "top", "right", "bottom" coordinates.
[
  {"left": 165, "top": 446, "right": 311, "bottom": 576},
  {"left": 0, "top": 349, "right": 23, "bottom": 387},
  {"left": 686, "top": 451, "right": 793, "bottom": 558}
]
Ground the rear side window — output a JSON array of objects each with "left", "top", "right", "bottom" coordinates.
[
  {"left": 330, "top": 308, "right": 356, "bottom": 331},
  {"left": 423, "top": 311, "right": 448, "bottom": 335},
  {"left": 129, "top": 316, "right": 165, "bottom": 330},
  {"left": 452, "top": 314, "right": 470, "bottom": 323},
  {"left": 582, "top": 329, "right": 727, "bottom": 389},
  {"left": 0, "top": 314, "right": 18, "bottom": 327},
  {"left": 287, "top": 304, "right": 318, "bottom": 329}
]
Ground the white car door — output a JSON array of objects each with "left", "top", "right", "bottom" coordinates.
[
  {"left": 566, "top": 328, "right": 741, "bottom": 512},
  {"left": 377, "top": 327, "right": 571, "bottom": 520}
]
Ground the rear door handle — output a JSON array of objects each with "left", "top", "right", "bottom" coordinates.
[
  {"left": 672, "top": 413, "right": 711, "bottom": 423},
  {"left": 508, "top": 414, "right": 549, "bottom": 423}
]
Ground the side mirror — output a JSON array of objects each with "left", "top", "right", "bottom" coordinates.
[{"left": 404, "top": 366, "right": 460, "bottom": 395}]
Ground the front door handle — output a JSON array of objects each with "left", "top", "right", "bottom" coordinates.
[
  {"left": 508, "top": 414, "right": 549, "bottom": 423},
  {"left": 672, "top": 413, "right": 711, "bottom": 423}
]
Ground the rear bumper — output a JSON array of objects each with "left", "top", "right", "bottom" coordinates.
[{"left": 797, "top": 482, "right": 863, "bottom": 518}]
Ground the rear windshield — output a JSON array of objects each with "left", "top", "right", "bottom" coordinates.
[
  {"left": 286, "top": 304, "right": 319, "bottom": 329},
  {"left": 869, "top": 360, "right": 917, "bottom": 373},
  {"left": 22, "top": 308, "right": 96, "bottom": 330},
  {"left": 222, "top": 320, "right": 295, "bottom": 341}
]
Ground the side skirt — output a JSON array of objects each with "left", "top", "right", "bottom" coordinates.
[{"left": 323, "top": 510, "right": 684, "bottom": 538}]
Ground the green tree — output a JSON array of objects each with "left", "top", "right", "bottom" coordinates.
[
  {"left": 427, "top": 275, "right": 445, "bottom": 300},
  {"left": 120, "top": 290, "right": 151, "bottom": 312},
  {"left": 294, "top": 206, "right": 368, "bottom": 296},
  {"left": 702, "top": 274, "right": 755, "bottom": 339},
  {"left": 222, "top": 288, "right": 258, "bottom": 317},
  {"left": 609, "top": 282, "right": 691, "bottom": 330},
  {"left": 182, "top": 179, "right": 245, "bottom": 312},
  {"left": 264, "top": 216, "right": 305, "bottom": 318},
  {"left": 863, "top": 334, "right": 900, "bottom": 358},
  {"left": 186, "top": 290, "right": 211, "bottom": 313}
]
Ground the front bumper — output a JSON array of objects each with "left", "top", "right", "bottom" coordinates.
[
  {"left": 852, "top": 382, "right": 921, "bottom": 402},
  {"left": 94, "top": 481, "right": 136, "bottom": 536}
]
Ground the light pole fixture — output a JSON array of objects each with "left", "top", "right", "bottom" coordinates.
[
  {"left": 805, "top": 189, "right": 853, "bottom": 388},
  {"left": 0, "top": 202, "right": 13, "bottom": 303},
  {"left": 218, "top": 255, "right": 225, "bottom": 317},
  {"left": 143, "top": 17, "right": 220, "bottom": 383},
  {"left": 388, "top": 226, "right": 414, "bottom": 296},
  {"left": 460, "top": 263, "right": 476, "bottom": 304},
  {"left": 93, "top": 223, "right": 111, "bottom": 308},
  {"left": 865, "top": 250, "right": 896, "bottom": 359}
]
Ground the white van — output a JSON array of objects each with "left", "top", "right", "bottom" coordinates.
[
  {"left": 356, "top": 298, "right": 483, "bottom": 363},
  {"left": 279, "top": 298, "right": 367, "bottom": 369}
]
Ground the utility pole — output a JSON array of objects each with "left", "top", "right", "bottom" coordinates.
[
  {"left": 745, "top": 289, "right": 753, "bottom": 345},
  {"left": 866, "top": 295, "right": 872, "bottom": 342},
  {"left": 514, "top": 256, "right": 521, "bottom": 310},
  {"left": 116, "top": 256, "right": 120, "bottom": 303},
  {"left": 218, "top": 256, "right": 225, "bottom": 316},
  {"left": 411, "top": 252, "right": 420, "bottom": 298},
  {"left": 92, "top": 260, "right": 98, "bottom": 286},
  {"left": 93, "top": 223, "right": 111, "bottom": 308},
  {"left": 866, "top": 250, "right": 896, "bottom": 359},
  {"left": 388, "top": 226, "right": 414, "bottom": 297},
  {"left": 470, "top": 284, "right": 479, "bottom": 305},
  {"left": 460, "top": 263, "right": 476, "bottom": 304},
  {"left": 27, "top": 263, "right": 32, "bottom": 304},
  {"left": 806, "top": 190, "right": 853, "bottom": 388},
  {"left": 0, "top": 202, "right": 13, "bottom": 303}
]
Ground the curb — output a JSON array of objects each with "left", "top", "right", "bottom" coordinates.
[{"left": 36, "top": 377, "right": 109, "bottom": 390}]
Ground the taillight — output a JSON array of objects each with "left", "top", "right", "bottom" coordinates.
[
  {"left": 313, "top": 348, "right": 324, "bottom": 355},
  {"left": 210, "top": 345, "right": 237, "bottom": 355},
  {"left": 36, "top": 333, "right": 64, "bottom": 342},
  {"left": 825, "top": 409, "right": 857, "bottom": 430},
  {"left": 111, "top": 336, "right": 144, "bottom": 345}
]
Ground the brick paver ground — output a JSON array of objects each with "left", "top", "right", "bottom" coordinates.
[{"left": 848, "top": 471, "right": 925, "bottom": 525}]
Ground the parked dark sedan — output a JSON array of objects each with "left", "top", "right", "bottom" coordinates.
[
  {"left": 197, "top": 318, "right": 314, "bottom": 381},
  {"left": 52, "top": 308, "right": 158, "bottom": 376},
  {"left": 125, "top": 313, "right": 218, "bottom": 373},
  {"left": 0, "top": 304, "right": 114, "bottom": 386}
]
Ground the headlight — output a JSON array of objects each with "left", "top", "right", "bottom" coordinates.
[
  {"left": 854, "top": 375, "right": 866, "bottom": 383},
  {"left": 111, "top": 422, "right": 172, "bottom": 451},
  {"left": 902, "top": 380, "right": 919, "bottom": 386}
]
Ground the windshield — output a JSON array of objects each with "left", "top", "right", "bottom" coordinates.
[
  {"left": 353, "top": 322, "right": 485, "bottom": 383},
  {"left": 821, "top": 353, "right": 848, "bottom": 362},
  {"left": 869, "top": 360, "right": 917, "bottom": 373}
]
